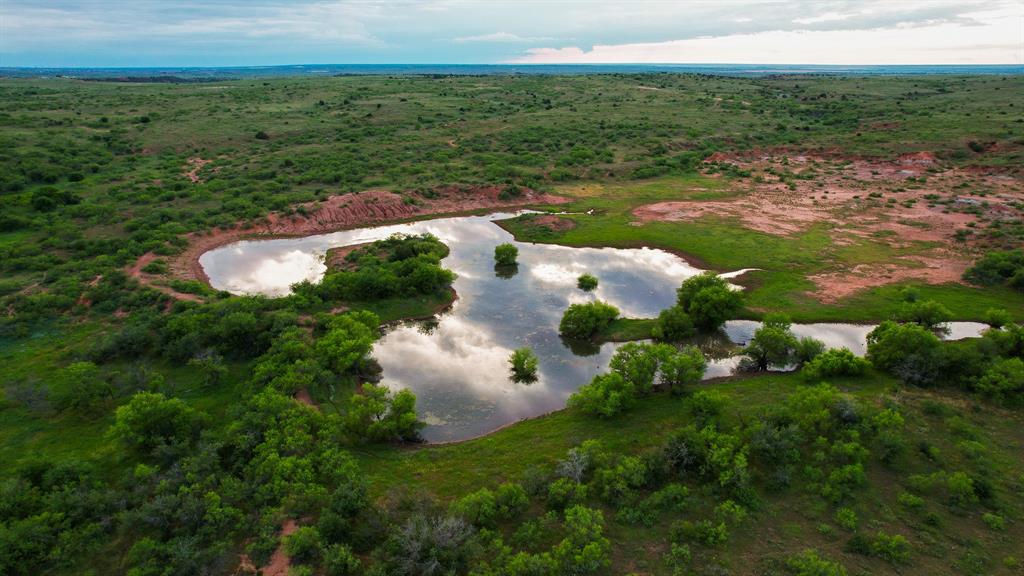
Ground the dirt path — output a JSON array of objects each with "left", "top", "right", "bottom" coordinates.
[
  {"left": 259, "top": 519, "right": 298, "bottom": 576},
  {"left": 134, "top": 185, "right": 568, "bottom": 297}
]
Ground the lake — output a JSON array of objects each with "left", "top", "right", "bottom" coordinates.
[{"left": 200, "top": 213, "right": 988, "bottom": 442}]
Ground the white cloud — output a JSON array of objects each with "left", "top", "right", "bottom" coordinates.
[
  {"left": 453, "top": 31, "right": 551, "bottom": 43},
  {"left": 508, "top": 6, "right": 1023, "bottom": 65}
]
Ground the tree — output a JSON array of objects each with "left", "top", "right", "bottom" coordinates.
[
  {"left": 866, "top": 321, "right": 942, "bottom": 385},
  {"left": 676, "top": 273, "right": 743, "bottom": 332},
  {"left": 109, "top": 392, "right": 205, "bottom": 453},
  {"left": 509, "top": 347, "right": 539, "bottom": 383},
  {"left": 343, "top": 383, "right": 423, "bottom": 442},
  {"left": 802, "top": 348, "right": 870, "bottom": 381},
  {"left": 494, "top": 243, "right": 519, "bottom": 266},
  {"left": 659, "top": 346, "right": 707, "bottom": 394},
  {"left": 284, "top": 526, "right": 322, "bottom": 565},
  {"left": 983, "top": 308, "right": 1011, "bottom": 329},
  {"left": 651, "top": 305, "right": 695, "bottom": 341},
  {"left": 568, "top": 372, "right": 634, "bottom": 417},
  {"left": 975, "top": 358, "right": 1024, "bottom": 406},
  {"left": 552, "top": 506, "right": 611, "bottom": 575},
  {"left": 54, "top": 361, "right": 112, "bottom": 412},
  {"left": 314, "top": 312, "right": 379, "bottom": 376},
  {"left": 577, "top": 274, "right": 599, "bottom": 291},
  {"left": 895, "top": 299, "right": 952, "bottom": 329},
  {"left": 559, "top": 301, "right": 619, "bottom": 339},
  {"left": 188, "top": 350, "right": 228, "bottom": 388},
  {"left": 740, "top": 314, "right": 798, "bottom": 371},
  {"left": 609, "top": 342, "right": 674, "bottom": 394}
]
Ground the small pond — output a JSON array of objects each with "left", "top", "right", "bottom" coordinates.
[{"left": 200, "top": 213, "right": 988, "bottom": 442}]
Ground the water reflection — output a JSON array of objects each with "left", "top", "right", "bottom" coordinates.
[{"left": 201, "top": 213, "right": 990, "bottom": 442}]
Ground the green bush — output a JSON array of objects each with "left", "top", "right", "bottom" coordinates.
[
  {"left": 509, "top": 347, "right": 539, "bottom": 383},
  {"left": 802, "top": 348, "right": 870, "bottom": 381},
  {"left": 577, "top": 273, "right": 599, "bottom": 291},
  {"left": 494, "top": 243, "right": 519, "bottom": 266},
  {"left": 676, "top": 273, "right": 743, "bottom": 332},
  {"left": 785, "top": 549, "right": 847, "bottom": 576},
  {"left": 559, "top": 301, "right": 619, "bottom": 339},
  {"left": 651, "top": 305, "right": 695, "bottom": 341}
]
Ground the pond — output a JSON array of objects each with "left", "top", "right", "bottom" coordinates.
[{"left": 200, "top": 213, "right": 989, "bottom": 442}]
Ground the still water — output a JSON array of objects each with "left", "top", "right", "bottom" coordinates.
[{"left": 200, "top": 213, "right": 987, "bottom": 442}]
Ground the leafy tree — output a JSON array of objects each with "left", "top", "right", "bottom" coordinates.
[
  {"left": 509, "top": 347, "right": 539, "bottom": 382},
  {"left": 983, "top": 308, "right": 1011, "bottom": 328},
  {"left": 314, "top": 311, "right": 379, "bottom": 376},
  {"left": 559, "top": 301, "right": 619, "bottom": 339},
  {"left": 284, "top": 526, "right": 322, "bottom": 565},
  {"left": 568, "top": 372, "right": 634, "bottom": 417},
  {"left": 866, "top": 321, "right": 942, "bottom": 385},
  {"left": 740, "top": 314, "right": 798, "bottom": 371},
  {"left": 895, "top": 299, "right": 952, "bottom": 329},
  {"left": 188, "top": 350, "right": 228, "bottom": 388},
  {"left": 609, "top": 342, "right": 675, "bottom": 393},
  {"left": 53, "top": 361, "right": 112, "bottom": 412},
  {"left": 109, "top": 392, "right": 205, "bottom": 453},
  {"left": 676, "top": 273, "right": 743, "bottom": 332},
  {"left": 577, "top": 274, "right": 598, "bottom": 291},
  {"left": 659, "top": 346, "right": 707, "bottom": 394},
  {"left": 323, "top": 543, "right": 361, "bottom": 576},
  {"left": 975, "top": 358, "right": 1024, "bottom": 406},
  {"left": 494, "top": 243, "right": 519, "bottom": 266},
  {"left": 450, "top": 488, "right": 497, "bottom": 527},
  {"left": 343, "top": 383, "right": 423, "bottom": 442},
  {"left": 551, "top": 506, "right": 611, "bottom": 575},
  {"left": 963, "top": 250, "right": 1024, "bottom": 289},
  {"left": 651, "top": 305, "right": 695, "bottom": 341},
  {"left": 802, "top": 348, "right": 870, "bottom": 381},
  {"left": 794, "top": 336, "right": 826, "bottom": 364}
]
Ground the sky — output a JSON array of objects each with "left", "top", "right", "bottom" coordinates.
[{"left": 1, "top": 0, "right": 1021, "bottom": 67}]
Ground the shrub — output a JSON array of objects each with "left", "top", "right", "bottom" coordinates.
[
  {"left": 495, "top": 482, "right": 529, "bottom": 519},
  {"left": 494, "top": 243, "right": 518, "bottom": 266},
  {"left": 834, "top": 507, "right": 857, "bottom": 531},
  {"left": 895, "top": 299, "right": 952, "bottom": 329},
  {"left": 802, "top": 348, "right": 870, "bottom": 381},
  {"left": 982, "top": 512, "right": 1005, "bottom": 531},
  {"left": 568, "top": 372, "right": 634, "bottom": 417},
  {"left": 577, "top": 273, "right": 598, "bottom": 291},
  {"left": 676, "top": 273, "right": 743, "bottom": 332},
  {"left": 547, "top": 478, "right": 588, "bottom": 510},
  {"left": 450, "top": 488, "right": 497, "bottom": 527},
  {"left": 963, "top": 250, "right": 1024, "bottom": 289},
  {"left": 794, "top": 336, "right": 826, "bottom": 365},
  {"left": 609, "top": 342, "right": 675, "bottom": 393},
  {"left": 983, "top": 308, "right": 1011, "bottom": 328},
  {"left": 659, "top": 346, "right": 707, "bottom": 394},
  {"left": 509, "top": 347, "right": 539, "bottom": 382},
  {"left": 869, "top": 532, "right": 911, "bottom": 565},
  {"left": 785, "top": 549, "right": 848, "bottom": 576},
  {"left": 109, "top": 392, "right": 205, "bottom": 454},
  {"left": 866, "top": 320, "right": 942, "bottom": 385},
  {"left": 284, "top": 526, "right": 322, "bottom": 565},
  {"left": 974, "top": 358, "right": 1024, "bottom": 406},
  {"left": 740, "top": 314, "right": 798, "bottom": 371},
  {"left": 651, "top": 305, "right": 696, "bottom": 341},
  {"left": 343, "top": 384, "right": 424, "bottom": 443},
  {"left": 323, "top": 543, "right": 361, "bottom": 576},
  {"left": 559, "top": 301, "right": 619, "bottom": 339}
]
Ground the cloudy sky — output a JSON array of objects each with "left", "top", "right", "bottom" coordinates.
[{"left": 1, "top": 0, "right": 1021, "bottom": 67}]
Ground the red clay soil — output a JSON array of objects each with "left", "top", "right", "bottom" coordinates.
[
  {"left": 258, "top": 519, "right": 298, "bottom": 576},
  {"left": 147, "top": 186, "right": 568, "bottom": 290},
  {"left": 635, "top": 151, "right": 1023, "bottom": 302}
]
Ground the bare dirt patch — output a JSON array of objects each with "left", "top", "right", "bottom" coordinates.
[
  {"left": 132, "top": 185, "right": 568, "bottom": 299},
  {"left": 183, "top": 157, "right": 213, "bottom": 183},
  {"left": 294, "top": 388, "right": 318, "bottom": 410},
  {"left": 632, "top": 151, "right": 1023, "bottom": 301}
]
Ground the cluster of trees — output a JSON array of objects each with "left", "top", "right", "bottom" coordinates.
[
  {"left": 294, "top": 234, "right": 455, "bottom": 303},
  {"left": 737, "top": 314, "right": 825, "bottom": 372},
  {"left": 569, "top": 342, "right": 707, "bottom": 416}
]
